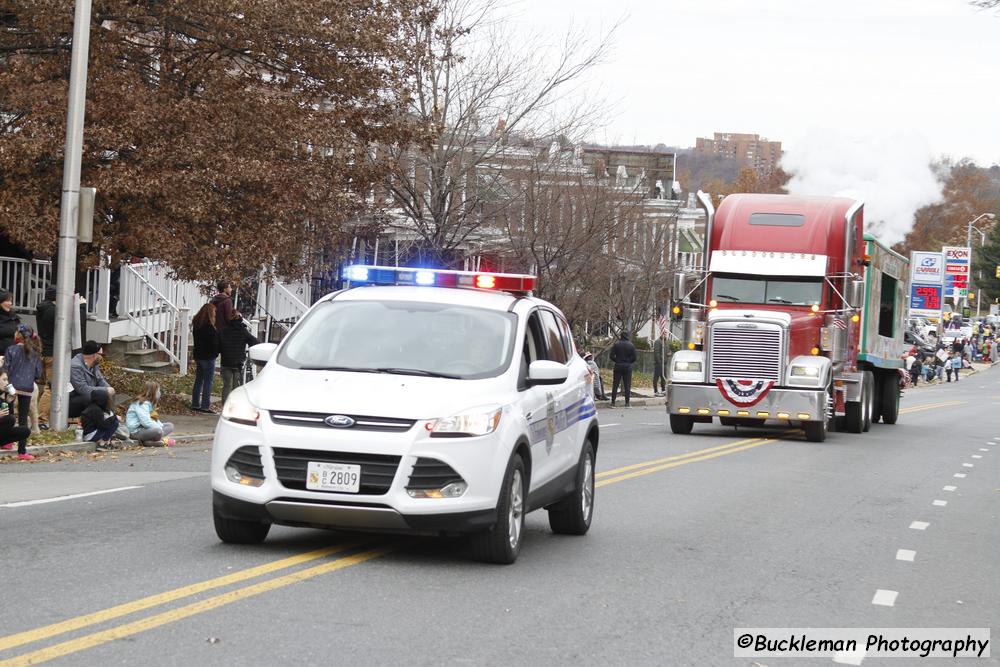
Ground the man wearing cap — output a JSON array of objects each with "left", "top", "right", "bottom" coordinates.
[{"left": 68, "top": 340, "right": 116, "bottom": 418}]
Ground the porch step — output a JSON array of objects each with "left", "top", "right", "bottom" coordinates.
[
  {"left": 124, "top": 348, "right": 159, "bottom": 361},
  {"left": 104, "top": 335, "right": 146, "bottom": 362},
  {"left": 139, "top": 360, "right": 175, "bottom": 374}
]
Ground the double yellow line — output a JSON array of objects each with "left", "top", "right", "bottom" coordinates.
[
  {"left": 899, "top": 400, "right": 964, "bottom": 415},
  {"left": 597, "top": 436, "right": 778, "bottom": 487},
  {"left": 0, "top": 541, "right": 399, "bottom": 666}
]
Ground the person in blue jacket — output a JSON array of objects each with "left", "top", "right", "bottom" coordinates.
[{"left": 126, "top": 381, "right": 175, "bottom": 446}]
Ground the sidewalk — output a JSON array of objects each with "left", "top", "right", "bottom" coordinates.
[{"left": 0, "top": 411, "right": 220, "bottom": 460}]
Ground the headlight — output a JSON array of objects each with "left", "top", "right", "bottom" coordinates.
[
  {"left": 674, "top": 361, "right": 703, "bottom": 373},
  {"left": 430, "top": 406, "right": 502, "bottom": 437},
  {"left": 790, "top": 365, "right": 820, "bottom": 378},
  {"left": 221, "top": 387, "right": 260, "bottom": 426}
]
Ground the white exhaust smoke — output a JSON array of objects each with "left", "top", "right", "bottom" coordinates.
[{"left": 781, "top": 128, "right": 942, "bottom": 244}]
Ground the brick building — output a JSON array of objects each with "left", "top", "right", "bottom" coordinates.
[{"left": 694, "top": 132, "right": 782, "bottom": 175}]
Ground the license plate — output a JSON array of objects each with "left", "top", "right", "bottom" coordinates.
[{"left": 306, "top": 462, "right": 361, "bottom": 493}]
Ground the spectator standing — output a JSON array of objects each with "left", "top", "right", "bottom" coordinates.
[
  {"left": 68, "top": 341, "right": 115, "bottom": 418},
  {"left": 0, "top": 371, "right": 32, "bottom": 460},
  {"left": 125, "top": 381, "right": 175, "bottom": 446},
  {"left": 991, "top": 339, "right": 999, "bottom": 365},
  {"left": 950, "top": 352, "right": 962, "bottom": 382},
  {"left": 608, "top": 331, "right": 637, "bottom": 408},
  {"left": 0, "top": 292, "right": 21, "bottom": 357},
  {"left": 210, "top": 282, "right": 235, "bottom": 331},
  {"left": 79, "top": 391, "right": 120, "bottom": 451},
  {"left": 2, "top": 325, "right": 43, "bottom": 458},
  {"left": 583, "top": 352, "right": 607, "bottom": 401},
  {"left": 909, "top": 355, "right": 922, "bottom": 386},
  {"left": 35, "top": 287, "right": 56, "bottom": 378},
  {"left": 191, "top": 303, "right": 220, "bottom": 413},
  {"left": 652, "top": 336, "right": 667, "bottom": 397},
  {"left": 219, "top": 311, "right": 259, "bottom": 405}
]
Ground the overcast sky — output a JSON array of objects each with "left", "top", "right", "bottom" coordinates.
[{"left": 512, "top": 0, "right": 999, "bottom": 165}]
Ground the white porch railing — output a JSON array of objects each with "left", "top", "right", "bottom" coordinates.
[
  {"left": 253, "top": 280, "right": 310, "bottom": 342},
  {"left": 0, "top": 258, "right": 52, "bottom": 310},
  {"left": 119, "top": 262, "right": 194, "bottom": 375}
]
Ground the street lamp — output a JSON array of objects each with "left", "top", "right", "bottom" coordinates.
[{"left": 964, "top": 212, "right": 997, "bottom": 313}]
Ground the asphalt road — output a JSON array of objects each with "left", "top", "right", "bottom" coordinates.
[{"left": 0, "top": 370, "right": 997, "bottom": 666}]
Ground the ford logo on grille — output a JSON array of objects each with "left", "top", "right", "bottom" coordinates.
[{"left": 324, "top": 415, "right": 355, "bottom": 428}]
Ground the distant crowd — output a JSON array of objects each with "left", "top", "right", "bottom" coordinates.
[{"left": 905, "top": 319, "right": 998, "bottom": 386}]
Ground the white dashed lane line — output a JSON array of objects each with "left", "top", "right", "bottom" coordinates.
[
  {"left": 943, "top": 485, "right": 957, "bottom": 492},
  {"left": 954, "top": 473, "right": 967, "bottom": 478},
  {"left": 833, "top": 648, "right": 866, "bottom": 665},
  {"left": 0, "top": 486, "right": 143, "bottom": 508},
  {"left": 979, "top": 448, "right": 989, "bottom": 451},
  {"left": 971, "top": 455, "right": 982, "bottom": 459},
  {"left": 962, "top": 463, "right": 974, "bottom": 467},
  {"left": 872, "top": 589, "right": 898, "bottom": 607},
  {"left": 909, "top": 521, "right": 929, "bottom": 530},
  {"left": 896, "top": 549, "right": 916, "bottom": 562},
  {"left": 933, "top": 500, "right": 948, "bottom": 507}
]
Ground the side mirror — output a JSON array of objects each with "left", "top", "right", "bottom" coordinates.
[
  {"left": 847, "top": 279, "right": 865, "bottom": 309},
  {"left": 673, "top": 272, "right": 687, "bottom": 301},
  {"left": 248, "top": 342, "right": 277, "bottom": 364},
  {"left": 527, "top": 360, "right": 569, "bottom": 386}
]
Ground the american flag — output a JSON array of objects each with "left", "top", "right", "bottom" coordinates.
[
  {"left": 657, "top": 304, "right": 669, "bottom": 339},
  {"left": 832, "top": 316, "right": 847, "bottom": 330}
]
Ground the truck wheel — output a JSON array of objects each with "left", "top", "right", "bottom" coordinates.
[
  {"left": 880, "top": 374, "right": 900, "bottom": 425},
  {"left": 669, "top": 414, "right": 694, "bottom": 434},
  {"left": 804, "top": 419, "right": 827, "bottom": 442},
  {"left": 469, "top": 453, "right": 526, "bottom": 564},
  {"left": 548, "top": 440, "right": 595, "bottom": 535},
  {"left": 844, "top": 378, "right": 866, "bottom": 434},
  {"left": 871, "top": 374, "right": 883, "bottom": 424},
  {"left": 862, "top": 371, "right": 874, "bottom": 432},
  {"left": 213, "top": 507, "right": 270, "bottom": 544}
]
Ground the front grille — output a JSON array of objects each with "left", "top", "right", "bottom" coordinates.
[
  {"left": 709, "top": 325, "right": 782, "bottom": 381},
  {"left": 406, "top": 458, "right": 464, "bottom": 491},
  {"left": 272, "top": 447, "right": 401, "bottom": 495},
  {"left": 226, "top": 446, "right": 264, "bottom": 479},
  {"left": 269, "top": 411, "right": 416, "bottom": 432}
]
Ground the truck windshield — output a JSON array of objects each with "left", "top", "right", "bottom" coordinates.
[{"left": 712, "top": 275, "right": 823, "bottom": 306}]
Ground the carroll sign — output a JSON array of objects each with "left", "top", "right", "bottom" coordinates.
[{"left": 910, "top": 251, "right": 943, "bottom": 285}]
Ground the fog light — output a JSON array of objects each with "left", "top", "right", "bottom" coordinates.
[
  {"left": 407, "top": 481, "right": 468, "bottom": 499},
  {"left": 697, "top": 408, "right": 711, "bottom": 415},
  {"left": 225, "top": 465, "right": 264, "bottom": 487},
  {"left": 777, "top": 412, "right": 790, "bottom": 419},
  {"left": 717, "top": 409, "right": 730, "bottom": 416},
  {"left": 678, "top": 407, "right": 691, "bottom": 414},
  {"left": 756, "top": 411, "right": 769, "bottom": 418},
  {"left": 797, "top": 413, "right": 811, "bottom": 420},
  {"left": 737, "top": 410, "right": 749, "bottom": 417}
]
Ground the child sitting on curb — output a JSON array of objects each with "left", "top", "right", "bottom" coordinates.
[
  {"left": 125, "top": 381, "right": 176, "bottom": 447},
  {"left": 80, "top": 391, "right": 121, "bottom": 451},
  {"left": 0, "top": 370, "right": 32, "bottom": 460}
]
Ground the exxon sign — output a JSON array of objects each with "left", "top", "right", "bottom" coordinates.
[{"left": 910, "top": 251, "right": 943, "bottom": 285}]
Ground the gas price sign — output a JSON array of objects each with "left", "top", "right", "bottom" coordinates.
[{"left": 910, "top": 284, "right": 943, "bottom": 317}]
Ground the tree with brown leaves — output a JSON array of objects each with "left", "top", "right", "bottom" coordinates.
[{"left": 1, "top": 0, "right": 431, "bottom": 282}]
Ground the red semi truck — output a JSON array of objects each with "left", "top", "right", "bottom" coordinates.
[{"left": 667, "top": 192, "right": 908, "bottom": 442}]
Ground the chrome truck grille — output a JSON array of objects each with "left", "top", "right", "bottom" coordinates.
[{"left": 709, "top": 324, "right": 783, "bottom": 381}]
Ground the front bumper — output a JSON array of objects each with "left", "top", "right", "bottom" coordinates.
[
  {"left": 213, "top": 491, "right": 497, "bottom": 534},
  {"left": 667, "top": 382, "right": 826, "bottom": 421}
]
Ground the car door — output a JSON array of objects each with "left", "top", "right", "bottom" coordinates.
[
  {"left": 519, "top": 310, "right": 560, "bottom": 489},
  {"left": 535, "top": 308, "right": 577, "bottom": 474}
]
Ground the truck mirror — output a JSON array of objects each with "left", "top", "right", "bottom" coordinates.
[
  {"left": 848, "top": 279, "right": 865, "bottom": 309},
  {"left": 673, "top": 273, "right": 687, "bottom": 302}
]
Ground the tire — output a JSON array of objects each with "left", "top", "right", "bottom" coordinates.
[
  {"left": 469, "top": 454, "right": 526, "bottom": 564},
  {"left": 862, "top": 371, "right": 874, "bottom": 432},
  {"left": 871, "top": 374, "right": 883, "bottom": 424},
  {"left": 844, "top": 378, "right": 866, "bottom": 434},
  {"left": 213, "top": 507, "right": 270, "bottom": 544},
  {"left": 669, "top": 414, "right": 694, "bottom": 434},
  {"left": 804, "top": 418, "right": 827, "bottom": 442},
  {"left": 548, "top": 441, "right": 595, "bottom": 535},
  {"left": 880, "top": 373, "right": 900, "bottom": 425}
]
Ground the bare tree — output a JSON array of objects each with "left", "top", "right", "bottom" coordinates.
[{"left": 383, "top": 0, "right": 615, "bottom": 265}]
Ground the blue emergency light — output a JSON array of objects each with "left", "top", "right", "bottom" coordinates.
[{"left": 341, "top": 265, "right": 536, "bottom": 294}]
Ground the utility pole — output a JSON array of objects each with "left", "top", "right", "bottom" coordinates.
[{"left": 51, "top": 0, "right": 94, "bottom": 431}]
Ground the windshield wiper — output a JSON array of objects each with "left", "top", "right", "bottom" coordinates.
[
  {"left": 297, "top": 366, "right": 380, "bottom": 372},
  {"left": 374, "top": 367, "right": 462, "bottom": 379},
  {"left": 715, "top": 293, "right": 742, "bottom": 301},
  {"left": 768, "top": 297, "right": 793, "bottom": 304}
]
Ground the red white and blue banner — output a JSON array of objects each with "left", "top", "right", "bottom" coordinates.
[{"left": 716, "top": 378, "right": 775, "bottom": 407}]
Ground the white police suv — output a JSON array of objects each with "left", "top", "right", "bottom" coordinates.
[{"left": 212, "top": 266, "right": 598, "bottom": 563}]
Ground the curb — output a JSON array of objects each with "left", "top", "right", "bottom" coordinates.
[{"left": 0, "top": 432, "right": 216, "bottom": 459}]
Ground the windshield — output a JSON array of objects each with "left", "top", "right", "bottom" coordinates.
[
  {"left": 712, "top": 275, "right": 823, "bottom": 306},
  {"left": 277, "top": 300, "right": 517, "bottom": 379}
]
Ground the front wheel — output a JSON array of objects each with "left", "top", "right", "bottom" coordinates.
[
  {"left": 469, "top": 454, "right": 526, "bottom": 564},
  {"left": 804, "top": 419, "right": 827, "bottom": 442},
  {"left": 548, "top": 441, "right": 595, "bottom": 535},
  {"left": 213, "top": 506, "right": 270, "bottom": 544},
  {"left": 669, "top": 414, "right": 694, "bottom": 434}
]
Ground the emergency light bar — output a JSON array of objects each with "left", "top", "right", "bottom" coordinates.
[{"left": 341, "top": 265, "right": 536, "bottom": 295}]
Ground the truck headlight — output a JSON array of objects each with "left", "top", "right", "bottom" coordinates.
[
  {"left": 790, "top": 366, "right": 820, "bottom": 378},
  {"left": 429, "top": 406, "right": 503, "bottom": 437},
  {"left": 673, "top": 361, "right": 703, "bottom": 373},
  {"left": 221, "top": 386, "right": 260, "bottom": 426}
]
